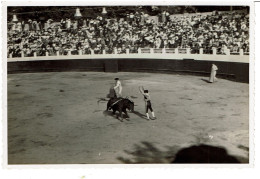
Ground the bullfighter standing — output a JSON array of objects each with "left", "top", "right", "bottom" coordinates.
[
  {"left": 139, "top": 86, "right": 156, "bottom": 120},
  {"left": 114, "top": 78, "right": 122, "bottom": 98},
  {"left": 209, "top": 64, "right": 218, "bottom": 83}
]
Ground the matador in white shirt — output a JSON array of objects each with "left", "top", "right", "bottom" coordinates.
[{"left": 114, "top": 78, "right": 122, "bottom": 98}]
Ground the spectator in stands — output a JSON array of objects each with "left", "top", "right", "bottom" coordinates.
[{"left": 7, "top": 9, "right": 250, "bottom": 57}]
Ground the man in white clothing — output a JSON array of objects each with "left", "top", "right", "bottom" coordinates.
[
  {"left": 209, "top": 64, "right": 218, "bottom": 83},
  {"left": 114, "top": 78, "right": 122, "bottom": 98}
]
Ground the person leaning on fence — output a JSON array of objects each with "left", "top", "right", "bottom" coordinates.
[
  {"left": 114, "top": 78, "right": 122, "bottom": 98},
  {"left": 139, "top": 86, "right": 156, "bottom": 120},
  {"left": 209, "top": 64, "right": 218, "bottom": 83}
]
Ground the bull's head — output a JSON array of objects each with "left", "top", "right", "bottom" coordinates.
[{"left": 126, "top": 98, "right": 134, "bottom": 112}]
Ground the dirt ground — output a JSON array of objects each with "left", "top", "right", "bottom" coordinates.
[{"left": 7, "top": 72, "right": 249, "bottom": 164}]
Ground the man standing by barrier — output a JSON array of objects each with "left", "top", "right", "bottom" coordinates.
[
  {"left": 209, "top": 64, "right": 218, "bottom": 83},
  {"left": 114, "top": 78, "right": 122, "bottom": 98}
]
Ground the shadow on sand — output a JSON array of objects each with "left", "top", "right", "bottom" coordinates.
[
  {"left": 117, "top": 141, "right": 178, "bottom": 163},
  {"left": 172, "top": 144, "right": 241, "bottom": 163},
  {"left": 201, "top": 78, "right": 211, "bottom": 83},
  {"left": 117, "top": 142, "right": 247, "bottom": 164},
  {"left": 103, "top": 110, "right": 119, "bottom": 119},
  {"left": 103, "top": 110, "right": 130, "bottom": 122},
  {"left": 103, "top": 110, "right": 148, "bottom": 122},
  {"left": 132, "top": 111, "right": 148, "bottom": 120}
]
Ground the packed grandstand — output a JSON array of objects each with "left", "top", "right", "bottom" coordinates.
[{"left": 7, "top": 6, "right": 249, "bottom": 58}]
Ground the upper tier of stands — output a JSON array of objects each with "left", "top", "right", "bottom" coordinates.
[{"left": 7, "top": 9, "right": 249, "bottom": 58}]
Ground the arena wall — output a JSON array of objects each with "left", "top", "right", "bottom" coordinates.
[{"left": 7, "top": 54, "right": 249, "bottom": 83}]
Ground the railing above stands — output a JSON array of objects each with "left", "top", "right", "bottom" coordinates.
[{"left": 8, "top": 48, "right": 249, "bottom": 58}]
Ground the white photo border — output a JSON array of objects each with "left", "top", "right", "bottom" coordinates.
[{"left": 1, "top": 0, "right": 256, "bottom": 172}]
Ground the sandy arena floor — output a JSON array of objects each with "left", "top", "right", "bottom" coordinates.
[{"left": 7, "top": 72, "right": 249, "bottom": 164}]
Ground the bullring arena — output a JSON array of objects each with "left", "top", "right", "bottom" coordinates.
[
  {"left": 7, "top": 6, "right": 250, "bottom": 164},
  {"left": 8, "top": 55, "right": 249, "bottom": 164}
]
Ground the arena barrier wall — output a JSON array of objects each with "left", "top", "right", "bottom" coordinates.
[{"left": 7, "top": 54, "right": 249, "bottom": 83}]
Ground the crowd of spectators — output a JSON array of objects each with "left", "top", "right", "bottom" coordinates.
[{"left": 7, "top": 10, "right": 250, "bottom": 57}]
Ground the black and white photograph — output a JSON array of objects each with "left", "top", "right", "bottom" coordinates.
[{"left": 2, "top": 0, "right": 254, "bottom": 168}]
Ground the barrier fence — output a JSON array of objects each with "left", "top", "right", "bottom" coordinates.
[{"left": 8, "top": 47, "right": 249, "bottom": 59}]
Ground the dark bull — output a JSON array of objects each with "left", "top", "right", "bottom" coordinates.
[{"left": 107, "top": 97, "right": 134, "bottom": 121}]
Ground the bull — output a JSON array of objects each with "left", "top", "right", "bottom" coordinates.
[{"left": 107, "top": 97, "right": 134, "bottom": 121}]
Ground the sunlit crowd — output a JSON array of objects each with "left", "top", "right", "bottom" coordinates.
[{"left": 7, "top": 10, "right": 249, "bottom": 57}]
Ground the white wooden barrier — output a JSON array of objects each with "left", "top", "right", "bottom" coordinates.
[
  {"left": 138, "top": 48, "right": 141, "bottom": 54},
  {"left": 79, "top": 50, "right": 82, "bottom": 55},
  {"left": 114, "top": 48, "right": 118, "bottom": 54},
  {"left": 212, "top": 47, "right": 217, "bottom": 55},
  {"left": 199, "top": 48, "right": 203, "bottom": 55},
  {"left": 13, "top": 48, "right": 249, "bottom": 58},
  {"left": 240, "top": 49, "right": 244, "bottom": 56}
]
